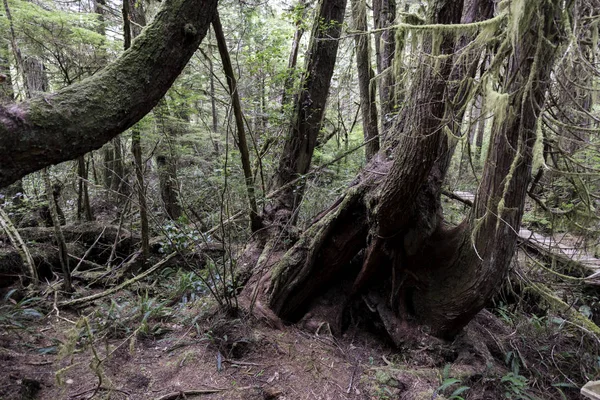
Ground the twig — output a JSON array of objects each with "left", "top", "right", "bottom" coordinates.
[
  {"left": 59, "top": 252, "right": 177, "bottom": 307},
  {"left": 154, "top": 389, "right": 226, "bottom": 400},
  {"left": 224, "top": 359, "right": 265, "bottom": 367},
  {"left": 441, "top": 189, "right": 473, "bottom": 207},
  {"left": 0, "top": 207, "right": 37, "bottom": 283},
  {"left": 71, "top": 226, "right": 106, "bottom": 274}
]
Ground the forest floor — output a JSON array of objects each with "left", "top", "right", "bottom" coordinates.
[{"left": 0, "top": 274, "right": 596, "bottom": 400}]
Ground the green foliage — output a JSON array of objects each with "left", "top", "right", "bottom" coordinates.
[
  {"left": 435, "top": 365, "right": 471, "bottom": 400},
  {"left": 0, "top": 289, "right": 43, "bottom": 330},
  {"left": 91, "top": 290, "right": 172, "bottom": 339}
]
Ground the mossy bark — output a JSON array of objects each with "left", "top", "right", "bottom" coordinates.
[
  {"left": 266, "top": 0, "right": 567, "bottom": 340},
  {"left": 0, "top": 0, "right": 218, "bottom": 187}
]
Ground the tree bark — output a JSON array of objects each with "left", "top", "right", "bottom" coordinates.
[
  {"left": 269, "top": 0, "right": 348, "bottom": 225},
  {"left": 350, "top": 0, "right": 379, "bottom": 160},
  {"left": 0, "top": 0, "right": 218, "bottom": 188},
  {"left": 213, "top": 12, "right": 262, "bottom": 232},
  {"left": 124, "top": 0, "right": 150, "bottom": 263}
]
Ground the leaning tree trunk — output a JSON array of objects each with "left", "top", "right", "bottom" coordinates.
[
  {"left": 264, "top": 0, "right": 566, "bottom": 341},
  {"left": 268, "top": 0, "right": 348, "bottom": 227},
  {"left": 0, "top": 0, "right": 218, "bottom": 188}
]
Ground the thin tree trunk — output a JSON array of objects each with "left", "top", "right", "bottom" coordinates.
[
  {"left": 350, "top": 0, "right": 379, "bottom": 160},
  {"left": 124, "top": 0, "right": 150, "bottom": 263},
  {"left": 207, "top": 33, "right": 220, "bottom": 155},
  {"left": 373, "top": 0, "right": 396, "bottom": 132},
  {"left": 213, "top": 12, "right": 262, "bottom": 232},
  {"left": 77, "top": 155, "right": 93, "bottom": 221},
  {"left": 281, "top": 0, "right": 308, "bottom": 110},
  {"left": 154, "top": 100, "right": 182, "bottom": 220},
  {"left": 43, "top": 169, "right": 72, "bottom": 293}
]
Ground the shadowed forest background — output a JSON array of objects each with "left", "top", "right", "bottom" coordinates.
[{"left": 2, "top": 0, "right": 600, "bottom": 398}]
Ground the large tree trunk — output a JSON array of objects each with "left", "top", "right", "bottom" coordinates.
[
  {"left": 264, "top": 0, "right": 566, "bottom": 341},
  {"left": 268, "top": 0, "right": 347, "bottom": 227},
  {"left": 0, "top": 0, "right": 218, "bottom": 188}
]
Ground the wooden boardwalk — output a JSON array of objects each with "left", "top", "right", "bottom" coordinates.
[{"left": 452, "top": 191, "right": 600, "bottom": 282}]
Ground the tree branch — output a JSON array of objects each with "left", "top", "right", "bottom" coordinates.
[{"left": 0, "top": 0, "right": 218, "bottom": 187}]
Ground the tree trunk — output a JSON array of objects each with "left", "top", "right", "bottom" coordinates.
[
  {"left": 124, "top": 0, "right": 150, "bottom": 264},
  {"left": 0, "top": 0, "right": 218, "bottom": 188},
  {"left": 350, "top": 0, "right": 379, "bottom": 161},
  {"left": 213, "top": 12, "right": 262, "bottom": 232},
  {"left": 281, "top": 0, "right": 308, "bottom": 110},
  {"left": 269, "top": 0, "right": 348, "bottom": 226},
  {"left": 265, "top": 0, "right": 566, "bottom": 342},
  {"left": 372, "top": 0, "right": 396, "bottom": 132},
  {"left": 43, "top": 169, "right": 72, "bottom": 293},
  {"left": 411, "top": 0, "right": 564, "bottom": 337},
  {"left": 154, "top": 99, "right": 182, "bottom": 220},
  {"left": 77, "top": 155, "right": 93, "bottom": 221}
]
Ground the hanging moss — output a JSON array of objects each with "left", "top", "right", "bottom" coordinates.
[
  {"left": 484, "top": 77, "right": 510, "bottom": 129},
  {"left": 531, "top": 116, "right": 546, "bottom": 175}
]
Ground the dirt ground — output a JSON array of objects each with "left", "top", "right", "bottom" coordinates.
[{"left": 0, "top": 288, "right": 591, "bottom": 400}]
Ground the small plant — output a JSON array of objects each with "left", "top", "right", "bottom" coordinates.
[
  {"left": 435, "top": 365, "right": 470, "bottom": 400},
  {"left": 0, "top": 289, "right": 43, "bottom": 330},
  {"left": 92, "top": 290, "right": 172, "bottom": 339}
]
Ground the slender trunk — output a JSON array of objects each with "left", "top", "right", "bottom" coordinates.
[
  {"left": 154, "top": 100, "right": 182, "bottom": 220},
  {"left": 124, "top": 0, "right": 150, "bottom": 263},
  {"left": 43, "top": 169, "right": 72, "bottom": 293},
  {"left": 350, "top": 0, "right": 379, "bottom": 160},
  {"left": 270, "top": 0, "right": 348, "bottom": 225},
  {"left": 131, "top": 129, "right": 150, "bottom": 261},
  {"left": 77, "top": 155, "right": 93, "bottom": 221},
  {"left": 373, "top": 0, "right": 396, "bottom": 132},
  {"left": 281, "top": 0, "right": 308, "bottom": 110},
  {"left": 213, "top": 12, "right": 262, "bottom": 232}
]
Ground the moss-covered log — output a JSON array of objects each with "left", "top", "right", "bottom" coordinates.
[{"left": 0, "top": 0, "right": 217, "bottom": 187}]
